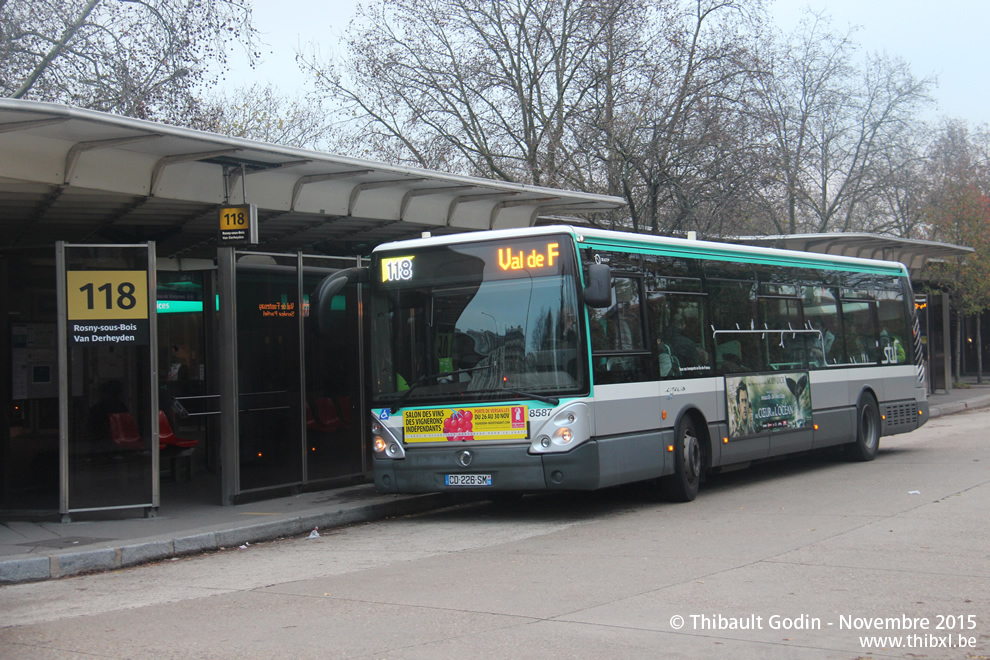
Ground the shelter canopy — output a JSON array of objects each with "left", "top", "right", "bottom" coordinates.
[
  {"left": 0, "top": 100, "right": 624, "bottom": 260},
  {"left": 729, "top": 233, "right": 973, "bottom": 280}
]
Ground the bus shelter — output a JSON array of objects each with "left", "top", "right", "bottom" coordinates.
[{"left": 0, "top": 99, "right": 624, "bottom": 517}]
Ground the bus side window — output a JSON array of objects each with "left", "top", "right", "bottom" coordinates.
[
  {"left": 841, "top": 299, "right": 879, "bottom": 364},
  {"left": 803, "top": 286, "right": 842, "bottom": 367},
  {"left": 761, "top": 296, "right": 806, "bottom": 369},
  {"left": 588, "top": 281, "right": 643, "bottom": 355},
  {"left": 877, "top": 289, "right": 908, "bottom": 364},
  {"left": 665, "top": 301, "right": 708, "bottom": 370},
  {"left": 708, "top": 279, "right": 764, "bottom": 373},
  {"left": 590, "top": 276, "right": 651, "bottom": 383},
  {"left": 647, "top": 292, "right": 679, "bottom": 378}
]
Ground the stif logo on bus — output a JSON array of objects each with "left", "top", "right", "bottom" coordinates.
[{"left": 498, "top": 242, "right": 559, "bottom": 271}]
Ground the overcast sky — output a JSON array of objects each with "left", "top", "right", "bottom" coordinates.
[{"left": 226, "top": 0, "right": 989, "bottom": 127}]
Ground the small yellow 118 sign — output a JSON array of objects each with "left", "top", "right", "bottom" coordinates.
[{"left": 218, "top": 204, "right": 258, "bottom": 245}]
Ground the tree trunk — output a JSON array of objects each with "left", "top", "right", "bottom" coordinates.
[
  {"left": 978, "top": 313, "right": 984, "bottom": 385},
  {"left": 954, "top": 314, "right": 962, "bottom": 385}
]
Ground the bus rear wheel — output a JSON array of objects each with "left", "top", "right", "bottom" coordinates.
[
  {"left": 662, "top": 416, "right": 702, "bottom": 502},
  {"left": 848, "top": 394, "right": 880, "bottom": 462}
]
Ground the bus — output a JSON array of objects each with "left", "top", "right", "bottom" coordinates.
[{"left": 316, "top": 226, "right": 929, "bottom": 502}]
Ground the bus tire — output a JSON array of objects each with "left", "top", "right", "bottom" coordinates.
[
  {"left": 849, "top": 393, "right": 880, "bottom": 462},
  {"left": 662, "top": 416, "right": 702, "bottom": 502}
]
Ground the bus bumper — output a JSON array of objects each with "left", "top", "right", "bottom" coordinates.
[
  {"left": 917, "top": 399, "right": 930, "bottom": 428},
  {"left": 373, "top": 441, "right": 602, "bottom": 493}
]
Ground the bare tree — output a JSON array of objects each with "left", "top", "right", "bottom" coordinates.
[
  {"left": 300, "top": 0, "right": 622, "bottom": 186},
  {"left": 593, "top": 0, "right": 765, "bottom": 235},
  {"left": 300, "top": 0, "right": 766, "bottom": 235},
  {"left": 200, "top": 84, "right": 337, "bottom": 150},
  {"left": 752, "top": 10, "right": 932, "bottom": 235},
  {"left": 0, "top": 0, "right": 257, "bottom": 124}
]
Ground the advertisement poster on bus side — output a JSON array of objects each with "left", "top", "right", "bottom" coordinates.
[
  {"left": 726, "top": 372, "right": 812, "bottom": 439},
  {"left": 403, "top": 405, "right": 528, "bottom": 442}
]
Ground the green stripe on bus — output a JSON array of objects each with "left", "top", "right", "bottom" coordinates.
[{"left": 581, "top": 238, "right": 905, "bottom": 276}]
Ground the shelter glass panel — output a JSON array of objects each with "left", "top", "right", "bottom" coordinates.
[
  {"left": 65, "top": 245, "right": 154, "bottom": 511},
  {"left": 303, "top": 257, "right": 364, "bottom": 482},
  {"left": 157, "top": 271, "right": 209, "bottom": 478},
  {"left": 3, "top": 256, "right": 59, "bottom": 511},
  {"left": 236, "top": 256, "right": 303, "bottom": 491}
]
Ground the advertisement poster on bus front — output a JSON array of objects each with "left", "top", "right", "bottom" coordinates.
[
  {"left": 726, "top": 372, "right": 812, "bottom": 439},
  {"left": 403, "top": 405, "right": 528, "bottom": 442}
]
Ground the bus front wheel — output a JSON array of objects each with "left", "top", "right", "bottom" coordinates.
[
  {"left": 662, "top": 416, "right": 702, "bottom": 502},
  {"left": 848, "top": 394, "right": 880, "bottom": 462}
]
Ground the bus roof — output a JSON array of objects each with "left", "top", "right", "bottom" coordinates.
[{"left": 373, "top": 226, "right": 909, "bottom": 277}]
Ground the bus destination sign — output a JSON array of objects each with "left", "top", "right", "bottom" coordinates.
[
  {"left": 497, "top": 242, "right": 559, "bottom": 272},
  {"left": 382, "top": 255, "right": 414, "bottom": 282},
  {"left": 378, "top": 236, "right": 569, "bottom": 287}
]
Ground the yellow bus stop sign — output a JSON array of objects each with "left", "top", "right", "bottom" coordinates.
[{"left": 66, "top": 270, "right": 149, "bottom": 320}]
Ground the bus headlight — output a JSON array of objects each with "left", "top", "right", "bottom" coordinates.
[
  {"left": 370, "top": 412, "right": 405, "bottom": 459},
  {"left": 529, "top": 403, "right": 590, "bottom": 454},
  {"left": 554, "top": 427, "right": 574, "bottom": 445}
]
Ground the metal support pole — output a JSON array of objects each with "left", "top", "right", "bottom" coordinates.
[
  {"left": 218, "top": 247, "right": 239, "bottom": 503},
  {"left": 55, "top": 242, "right": 69, "bottom": 517},
  {"left": 942, "top": 291, "right": 952, "bottom": 392}
]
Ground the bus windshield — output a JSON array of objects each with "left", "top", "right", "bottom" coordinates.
[{"left": 370, "top": 236, "right": 586, "bottom": 407}]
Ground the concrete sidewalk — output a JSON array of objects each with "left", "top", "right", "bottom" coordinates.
[
  {"left": 0, "top": 481, "right": 453, "bottom": 585},
  {"left": 926, "top": 378, "right": 990, "bottom": 419},
  {"left": 3, "top": 379, "right": 990, "bottom": 586}
]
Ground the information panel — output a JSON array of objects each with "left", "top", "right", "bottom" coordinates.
[
  {"left": 58, "top": 241, "right": 158, "bottom": 516},
  {"left": 65, "top": 270, "right": 149, "bottom": 345},
  {"left": 218, "top": 204, "right": 259, "bottom": 246}
]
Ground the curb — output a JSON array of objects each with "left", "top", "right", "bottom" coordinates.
[
  {"left": 928, "top": 394, "right": 990, "bottom": 419},
  {"left": 0, "top": 492, "right": 449, "bottom": 586}
]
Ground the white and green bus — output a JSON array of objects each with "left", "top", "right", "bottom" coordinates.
[{"left": 318, "top": 226, "right": 929, "bottom": 501}]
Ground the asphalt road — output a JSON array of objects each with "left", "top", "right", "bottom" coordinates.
[{"left": 1, "top": 409, "right": 989, "bottom": 659}]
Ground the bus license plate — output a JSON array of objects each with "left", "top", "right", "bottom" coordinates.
[{"left": 445, "top": 474, "right": 492, "bottom": 487}]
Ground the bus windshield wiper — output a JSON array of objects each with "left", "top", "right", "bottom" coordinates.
[
  {"left": 389, "top": 364, "right": 494, "bottom": 413},
  {"left": 470, "top": 387, "right": 560, "bottom": 407}
]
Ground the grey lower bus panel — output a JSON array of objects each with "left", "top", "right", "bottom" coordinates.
[
  {"left": 811, "top": 407, "right": 857, "bottom": 449},
  {"left": 719, "top": 433, "right": 770, "bottom": 465},
  {"left": 373, "top": 433, "right": 673, "bottom": 494},
  {"left": 585, "top": 430, "right": 671, "bottom": 489},
  {"left": 375, "top": 444, "right": 557, "bottom": 493},
  {"left": 882, "top": 398, "right": 929, "bottom": 436}
]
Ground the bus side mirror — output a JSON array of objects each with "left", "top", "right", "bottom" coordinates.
[
  {"left": 584, "top": 263, "right": 612, "bottom": 308},
  {"left": 313, "top": 266, "right": 368, "bottom": 335}
]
